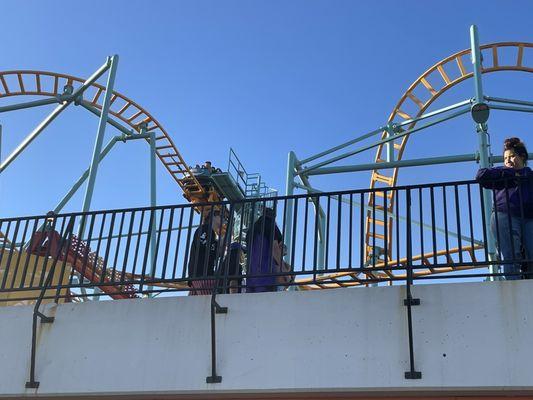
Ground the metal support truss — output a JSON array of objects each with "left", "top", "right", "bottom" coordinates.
[
  {"left": 470, "top": 25, "right": 498, "bottom": 280},
  {"left": 81, "top": 55, "right": 119, "bottom": 216},
  {"left": 0, "top": 60, "right": 111, "bottom": 174}
]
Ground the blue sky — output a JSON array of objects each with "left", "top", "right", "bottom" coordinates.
[{"left": 0, "top": 0, "right": 532, "bottom": 218}]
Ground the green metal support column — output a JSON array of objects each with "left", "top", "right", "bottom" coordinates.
[
  {"left": 470, "top": 25, "right": 497, "bottom": 279},
  {"left": 386, "top": 124, "right": 395, "bottom": 163},
  {"left": 80, "top": 55, "right": 119, "bottom": 218},
  {"left": 297, "top": 171, "right": 326, "bottom": 269},
  {"left": 284, "top": 151, "right": 296, "bottom": 263}
]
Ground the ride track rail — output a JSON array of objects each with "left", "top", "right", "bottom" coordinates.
[
  {"left": 366, "top": 42, "right": 533, "bottom": 268},
  {"left": 0, "top": 69, "right": 205, "bottom": 198}
]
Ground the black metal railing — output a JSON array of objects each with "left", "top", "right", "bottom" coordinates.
[
  {"left": 4, "top": 177, "right": 533, "bottom": 386},
  {"left": 1, "top": 178, "right": 532, "bottom": 304}
]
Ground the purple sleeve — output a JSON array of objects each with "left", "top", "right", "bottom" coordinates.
[{"left": 476, "top": 167, "right": 516, "bottom": 189}]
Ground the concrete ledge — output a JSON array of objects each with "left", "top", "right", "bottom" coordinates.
[{"left": 0, "top": 280, "right": 532, "bottom": 398}]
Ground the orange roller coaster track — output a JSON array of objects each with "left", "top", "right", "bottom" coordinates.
[
  {"left": 366, "top": 42, "right": 533, "bottom": 268},
  {"left": 0, "top": 69, "right": 205, "bottom": 200}
]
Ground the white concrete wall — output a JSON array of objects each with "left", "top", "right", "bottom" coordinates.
[{"left": 1, "top": 280, "right": 533, "bottom": 398}]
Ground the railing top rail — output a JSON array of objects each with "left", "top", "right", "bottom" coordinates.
[{"left": 0, "top": 178, "right": 479, "bottom": 222}]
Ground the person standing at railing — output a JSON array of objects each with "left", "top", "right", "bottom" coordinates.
[
  {"left": 246, "top": 208, "right": 292, "bottom": 293},
  {"left": 187, "top": 208, "right": 226, "bottom": 295},
  {"left": 476, "top": 137, "right": 533, "bottom": 280}
]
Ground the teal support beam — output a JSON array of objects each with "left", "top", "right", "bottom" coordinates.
[
  {"left": 52, "top": 137, "right": 119, "bottom": 214},
  {"left": 485, "top": 96, "right": 533, "bottom": 108},
  {"left": 80, "top": 55, "right": 119, "bottom": 217},
  {"left": 0, "top": 60, "right": 110, "bottom": 175},
  {"left": 470, "top": 25, "right": 497, "bottom": 279},
  {"left": 489, "top": 105, "right": 533, "bottom": 114},
  {"left": 283, "top": 151, "right": 296, "bottom": 263},
  {"left": 306, "top": 153, "right": 478, "bottom": 176},
  {"left": 0, "top": 97, "right": 61, "bottom": 113},
  {"left": 299, "top": 107, "right": 470, "bottom": 175},
  {"left": 297, "top": 172, "right": 326, "bottom": 269},
  {"left": 298, "top": 98, "right": 471, "bottom": 168}
]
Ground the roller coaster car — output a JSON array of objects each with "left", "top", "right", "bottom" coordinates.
[{"left": 179, "top": 161, "right": 246, "bottom": 210}]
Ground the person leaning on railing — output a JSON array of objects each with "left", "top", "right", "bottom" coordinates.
[
  {"left": 187, "top": 208, "right": 225, "bottom": 295},
  {"left": 246, "top": 208, "right": 293, "bottom": 293},
  {"left": 476, "top": 137, "right": 533, "bottom": 280}
]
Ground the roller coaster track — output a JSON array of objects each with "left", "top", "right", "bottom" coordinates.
[
  {"left": 366, "top": 42, "right": 533, "bottom": 268},
  {"left": 0, "top": 69, "right": 205, "bottom": 199}
]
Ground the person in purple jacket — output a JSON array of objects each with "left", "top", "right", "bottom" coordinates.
[
  {"left": 246, "top": 208, "right": 286, "bottom": 293},
  {"left": 476, "top": 137, "right": 533, "bottom": 280}
]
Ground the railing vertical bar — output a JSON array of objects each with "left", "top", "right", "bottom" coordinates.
[
  {"left": 120, "top": 211, "right": 136, "bottom": 283},
  {"left": 11, "top": 218, "right": 30, "bottom": 289},
  {"left": 131, "top": 210, "right": 146, "bottom": 277},
  {"left": 36, "top": 218, "right": 58, "bottom": 288},
  {"left": 492, "top": 189, "right": 502, "bottom": 270},
  {"left": 139, "top": 209, "right": 156, "bottom": 293},
  {"left": 372, "top": 193, "right": 376, "bottom": 270},
  {"left": 152, "top": 209, "right": 166, "bottom": 279},
  {"left": 202, "top": 207, "right": 215, "bottom": 282},
  {"left": 454, "top": 185, "right": 463, "bottom": 263},
  {"left": 325, "top": 195, "right": 331, "bottom": 271},
  {"left": 430, "top": 187, "right": 437, "bottom": 265},
  {"left": 384, "top": 190, "right": 388, "bottom": 271},
  {"left": 172, "top": 207, "right": 184, "bottom": 280},
  {"left": 111, "top": 212, "right": 126, "bottom": 283},
  {"left": 302, "top": 197, "right": 309, "bottom": 272},
  {"left": 349, "top": 193, "right": 353, "bottom": 268},
  {"left": 291, "top": 198, "right": 298, "bottom": 271},
  {"left": 161, "top": 208, "right": 175, "bottom": 279},
  {"left": 479, "top": 185, "right": 490, "bottom": 263},
  {"left": 77, "top": 214, "right": 96, "bottom": 286},
  {"left": 100, "top": 212, "right": 116, "bottom": 284},
  {"left": 360, "top": 192, "right": 364, "bottom": 269},
  {"left": 19, "top": 218, "right": 40, "bottom": 289},
  {"left": 92, "top": 213, "right": 107, "bottom": 283},
  {"left": 1, "top": 219, "right": 21, "bottom": 290},
  {"left": 313, "top": 195, "right": 319, "bottom": 281},
  {"left": 396, "top": 189, "right": 401, "bottom": 271},
  {"left": 442, "top": 186, "right": 450, "bottom": 265},
  {"left": 467, "top": 184, "right": 476, "bottom": 255},
  {"left": 418, "top": 188, "right": 424, "bottom": 268},
  {"left": 336, "top": 194, "right": 342, "bottom": 270}
]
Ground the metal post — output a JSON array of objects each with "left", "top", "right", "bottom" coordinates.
[
  {"left": 148, "top": 126, "right": 157, "bottom": 295},
  {"left": 297, "top": 172, "right": 326, "bottom": 269},
  {"left": 80, "top": 55, "right": 119, "bottom": 218},
  {"left": 284, "top": 151, "right": 296, "bottom": 262},
  {"left": 470, "top": 25, "right": 497, "bottom": 279},
  {"left": 386, "top": 124, "right": 395, "bottom": 163}
]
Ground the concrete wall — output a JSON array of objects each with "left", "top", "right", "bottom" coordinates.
[{"left": 1, "top": 280, "right": 533, "bottom": 398}]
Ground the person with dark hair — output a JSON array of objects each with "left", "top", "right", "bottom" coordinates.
[
  {"left": 187, "top": 208, "right": 226, "bottom": 295},
  {"left": 476, "top": 137, "right": 533, "bottom": 280},
  {"left": 246, "top": 208, "right": 291, "bottom": 292}
]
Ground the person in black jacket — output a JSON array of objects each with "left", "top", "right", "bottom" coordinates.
[
  {"left": 476, "top": 137, "right": 533, "bottom": 280},
  {"left": 187, "top": 208, "right": 225, "bottom": 295}
]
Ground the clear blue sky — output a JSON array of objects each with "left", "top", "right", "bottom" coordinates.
[{"left": 0, "top": 0, "right": 532, "bottom": 218}]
